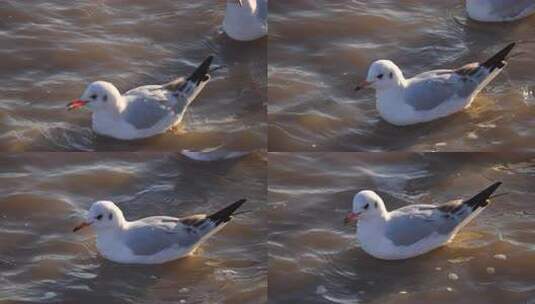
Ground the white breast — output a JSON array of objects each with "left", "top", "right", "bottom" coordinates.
[
  {"left": 92, "top": 110, "right": 177, "bottom": 140},
  {"left": 375, "top": 89, "right": 417, "bottom": 126},
  {"left": 375, "top": 89, "right": 474, "bottom": 126}
]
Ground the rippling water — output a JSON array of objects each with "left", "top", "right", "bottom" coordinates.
[
  {"left": 0, "top": 152, "right": 267, "bottom": 303},
  {"left": 268, "top": 0, "right": 535, "bottom": 152},
  {"left": 4, "top": 1, "right": 535, "bottom": 303},
  {"left": 268, "top": 153, "right": 535, "bottom": 303},
  {"left": 0, "top": 1, "right": 266, "bottom": 152}
]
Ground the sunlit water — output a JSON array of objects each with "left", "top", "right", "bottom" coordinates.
[
  {"left": 0, "top": 1, "right": 267, "bottom": 152},
  {"left": 268, "top": 153, "right": 535, "bottom": 303},
  {"left": 268, "top": 0, "right": 535, "bottom": 151},
  {"left": 0, "top": 152, "right": 267, "bottom": 303}
]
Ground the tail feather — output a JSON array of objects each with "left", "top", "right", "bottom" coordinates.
[
  {"left": 207, "top": 199, "right": 247, "bottom": 226},
  {"left": 187, "top": 56, "right": 213, "bottom": 85},
  {"left": 482, "top": 43, "right": 515, "bottom": 72},
  {"left": 463, "top": 182, "right": 502, "bottom": 211}
]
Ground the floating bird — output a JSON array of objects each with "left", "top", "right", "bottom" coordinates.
[
  {"left": 67, "top": 56, "right": 213, "bottom": 140},
  {"left": 344, "top": 182, "right": 502, "bottom": 260},
  {"left": 466, "top": 0, "right": 535, "bottom": 22},
  {"left": 355, "top": 43, "right": 515, "bottom": 126},
  {"left": 73, "top": 199, "right": 246, "bottom": 264},
  {"left": 223, "top": 0, "right": 268, "bottom": 41}
]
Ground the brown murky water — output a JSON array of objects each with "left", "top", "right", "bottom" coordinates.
[
  {"left": 3, "top": 1, "right": 535, "bottom": 304},
  {"left": 0, "top": 0, "right": 266, "bottom": 152},
  {"left": 0, "top": 152, "right": 267, "bottom": 303},
  {"left": 268, "top": 0, "right": 535, "bottom": 152},
  {"left": 268, "top": 153, "right": 535, "bottom": 303}
]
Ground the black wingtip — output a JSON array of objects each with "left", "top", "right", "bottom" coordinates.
[
  {"left": 482, "top": 43, "right": 516, "bottom": 72},
  {"left": 464, "top": 182, "right": 502, "bottom": 210},
  {"left": 187, "top": 55, "right": 214, "bottom": 85},
  {"left": 207, "top": 199, "right": 247, "bottom": 226}
]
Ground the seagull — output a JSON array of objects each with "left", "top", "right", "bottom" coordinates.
[
  {"left": 355, "top": 43, "right": 516, "bottom": 126},
  {"left": 466, "top": 0, "right": 535, "bottom": 22},
  {"left": 344, "top": 182, "right": 502, "bottom": 260},
  {"left": 223, "top": 0, "right": 268, "bottom": 41},
  {"left": 73, "top": 199, "right": 246, "bottom": 264},
  {"left": 67, "top": 56, "right": 213, "bottom": 140}
]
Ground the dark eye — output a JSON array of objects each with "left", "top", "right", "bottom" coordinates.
[
  {"left": 363, "top": 203, "right": 369, "bottom": 210},
  {"left": 96, "top": 214, "right": 103, "bottom": 220},
  {"left": 108, "top": 213, "right": 113, "bottom": 220},
  {"left": 90, "top": 94, "right": 97, "bottom": 100},
  {"left": 389, "top": 72, "right": 393, "bottom": 79},
  {"left": 377, "top": 74, "right": 384, "bottom": 79},
  {"left": 374, "top": 202, "right": 378, "bottom": 208},
  {"left": 102, "top": 94, "right": 108, "bottom": 102}
]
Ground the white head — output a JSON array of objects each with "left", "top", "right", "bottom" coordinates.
[
  {"left": 67, "top": 81, "right": 124, "bottom": 114},
  {"left": 355, "top": 60, "right": 405, "bottom": 92},
  {"left": 73, "top": 200, "right": 126, "bottom": 233},
  {"left": 344, "top": 190, "right": 388, "bottom": 225}
]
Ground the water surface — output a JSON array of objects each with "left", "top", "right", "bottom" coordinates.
[
  {"left": 268, "top": 0, "right": 535, "bottom": 151},
  {"left": 0, "top": 152, "right": 267, "bottom": 303},
  {"left": 268, "top": 152, "right": 535, "bottom": 303},
  {"left": 0, "top": 1, "right": 266, "bottom": 151}
]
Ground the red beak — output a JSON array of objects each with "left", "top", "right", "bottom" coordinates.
[
  {"left": 355, "top": 80, "right": 372, "bottom": 91},
  {"left": 73, "top": 222, "right": 92, "bottom": 232},
  {"left": 67, "top": 99, "right": 88, "bottom": 111},
  {"left": 344, "top": 212, "right": 359, "bottom": 225}
]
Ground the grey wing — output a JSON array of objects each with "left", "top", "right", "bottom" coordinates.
[
  {"left": 122, "top": 94, "right": 173, "bottom": 130},
  {"left": 178, "top": 214, "right": 217, "bottom": 243},
  {"left": 404, "top": 70, "right": 479, "bottom": 111},
  {"left": 123, "top": 215, "right": 216, "bottom": 256},
  {"left": 123, "top": 217, "right": 182, "bottom": 256},
  {"left": 256, "top": 0, "right": 268, "bottom": 23},
  {"left": 161, "top": 77, "right": 186, "bottom": 92},
  {"left": 385, "top": 204, "right": 461, "bottom": 246}
]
